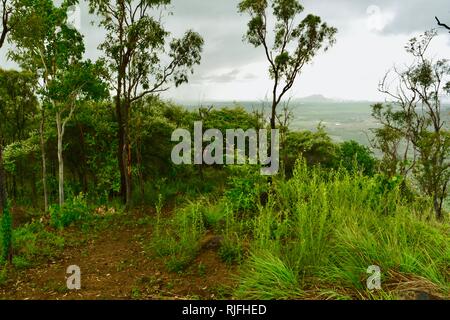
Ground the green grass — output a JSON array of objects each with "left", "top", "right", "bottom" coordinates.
[
  {"left": 234, "top": 250, "right": 303, "bottom": 299},
  {"left": 230, "top": 160, "right": 449, "bottom": 299},
  {"left": 150, "top": 200, "right": 206, "bottom": 272},
  {"left": 11, "top": 221, "right": 65, "bottom": 268},
  {"left": 144, "top": 159, "right": 448, "bottom": 299}
]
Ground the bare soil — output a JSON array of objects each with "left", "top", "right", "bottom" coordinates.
[{"left": 0, "top": 209, "right": 237, "bottom": 300}]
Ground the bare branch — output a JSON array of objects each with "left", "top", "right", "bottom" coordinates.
[
  {"left": 0, "top": 0, "right": 11, "bottom": 48},
  {"left": 435, "top": 16, "right": 450, "bottom": 32}
]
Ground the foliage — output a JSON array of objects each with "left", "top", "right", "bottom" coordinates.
[
  {"left": 218, "top": 237, "right": 244, "bottom": 265},
  {"left": 337, "top": 140, "right": 377, "bottom": 176},
  {"left": 282, "top": 125, "right": 337, "bottom": 176},
  {"left": 0, "top": 202, "right": 12, "bottom": 263},
  {"left": 232, "top": 161, "right": 449, "bottom": 299},
  {"left": 234, "top": 250, "right": 302, "bottom": 299},
  {"left": 49, "top": 193, "right": 90, "bottom": 229},
  {"left": 150, "top": 201, "right": 206, "bottom": 272},
  {"left": 238, "top": 0, "right": 337, "bottom": 127},
  {"left": 373, "top": 30, "right": 450, "bottom": 220},
  {"left": 0, "top": 69, "right": 37, "bottom": 143},
  {"left": 12, "top": 221, "right": 65, "bottom": 268},
  {"left": 224, "top": 165, "right": 267, "bottom": 213}
]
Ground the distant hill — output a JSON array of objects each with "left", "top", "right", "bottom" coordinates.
[
  {"left": 295, "top": 94, "right": 336, "bottom": 103},
  {"left": 295, "top": 95, "right": 379, "bottom": 104},
  {"left": 176, "top": 94, "right": 339, "bottom": 107}
]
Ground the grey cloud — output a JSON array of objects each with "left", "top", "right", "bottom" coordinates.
[
  {"left": 192, "top": 68, "right": 257, "bottom": 84},
  {"left": 381, "top": 0, "right": 450, "bottom": 34},
  {"left": 3, "top": 0, "right": 450, "bottom": 101},
  {"left": 301, "top": 0, "right": 450, "bottom": 35},
  {"left": 202, "top": 69, "right": 240, "bottom": 83}
]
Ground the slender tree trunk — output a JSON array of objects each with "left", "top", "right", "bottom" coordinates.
[
  {"left": 126, "top": 138, "right": 132, "bottom": 204},
  {"left": 78, "top": 124, "right": 88, "bottom": 193},
  {"left": 56, "top": 111, "right": 64, "bottom": 206},
  {"left": 433, "top": 196, "right": 442, "bottom": 221},
  {"left": 271, "top": 101, "right": 277, "bottom": 130},
  {"left": 271, "top": 75, "right": 279, "bottom": 130},
  {"left": 123, "top": 101, "right": 132, "bottom": 206},
  {"left": 30, "top": 153, "right": 37, "bottom": 208},
  {"left": 115, "top": 10, "right": 127, "bottom": 205},
  {"left": 39, "top": 109, "right": 48, "bottom": 212},
  {"left": 0, "top": 1, "right": 10, "bottom": 50},
  {"left": 12, "top": 174, "right": 16, "bottom": 200},
  {"left": 136, "top": 135, "right": 144, "bottom": 204},
  {"left": 116, "top": 96, "right": 127, "bottom": 203},
  {"left": 117, "top": 107, "right": 132, "bottom": 206}
]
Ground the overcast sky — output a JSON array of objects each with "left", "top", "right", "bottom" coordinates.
[{"left": 2, "top": 0, "right": 450, "bottom": 103}]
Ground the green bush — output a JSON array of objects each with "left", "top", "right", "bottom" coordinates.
[
  {"left": 201, "top": 200, "right": 228, "bottom": 230},
  {"left": 12, "top": 221, "right": 65, "bottom": 268},
  {"left": 282, "top": 126, "right": 338, "bottom": 176},
  {"left": 224, "top": 165, "right": 267, "bottom": 214},
  {"left": 49, "top": 193, "right": 90, "bottom": 229},
  {"left": 1, "top": 202, "right": 12, "bottom": 264},
  {"left": 0, "top": 266, "right": 7, "bottom": 286},
  {"left": 337, "top": 140, "right": 377, "bottom": 176}
]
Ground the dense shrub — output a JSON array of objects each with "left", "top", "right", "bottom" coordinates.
[
  {"left": 282, "top": 126, "right": 337, "bottom": 176},
  {"left": 224, "top": 165, "right": 267, "bottom": 214},
  {"left": 0, "top": 202, "right": 12, "bottom": 264},
  {"left": 12, "top": 221, "right": 65, "bottom": 269},
  {"left": 49, "top": 193, "right": 90, "bottom": 229},
  {"left": 337, "top": 140, "right": 377, "bottom": 176}
]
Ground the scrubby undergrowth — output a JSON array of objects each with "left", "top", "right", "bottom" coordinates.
[
  {"left": 0, "top": 163, "right": 448, "bottom": 300},
  {"left": 151, "top": 161, "right": 449, "bottom": 300}
]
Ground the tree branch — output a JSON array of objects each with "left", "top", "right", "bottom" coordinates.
[
  {"left": 435, "top": 16, "right": 450, "bottom": 32},
  {"left": 0, "top": 0, "right": 11, "bottom": 48}
]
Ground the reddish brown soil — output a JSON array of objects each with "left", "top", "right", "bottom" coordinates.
[{"left": 0, "top": 210, "right": 237, "bottom": 300}]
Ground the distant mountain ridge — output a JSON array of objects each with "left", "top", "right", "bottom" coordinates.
[
  {"left": 176, "top": 94, "right": 450, "bottom": 107},
  {"left": 177, "top": 94, "right": 351, "bottom": 107},
  {"left": 294, "top": 95, "right": 379, "bottom": 104},
  {"left": 295, "top": 94, "right": 335, "bottom": 103}
]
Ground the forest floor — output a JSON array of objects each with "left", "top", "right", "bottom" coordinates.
[{"left": 0, "top": 208, "right": 237, "bottom": 300}]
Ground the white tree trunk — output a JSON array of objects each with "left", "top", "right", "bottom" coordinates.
[
  {"left": 56, "top": 111, "right": 64, "bottom": 206},
  {"left": 40, "top": 110, "right": 48, "bottom": 212}
]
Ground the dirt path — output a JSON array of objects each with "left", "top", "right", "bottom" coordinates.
[{"left": 0, "top": 210, "right": 237, "bottom": 300}]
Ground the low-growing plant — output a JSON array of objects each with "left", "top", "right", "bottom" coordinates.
[
  {"left": 1, "top": 202, "right": 12, "bottom": 263},
  {"left": 224, "top": 165, "right": 267, "bottom": 214},
  {"left": 0, "top": 266, "right": 7, "bottom": 286},
  {"left": 49, "top": 193, "right": 90, "bottom": 229},
  {"left": 234, "top": 160, "right": 449, "bottom": 299},
  {"left": 12, "top": 221, "right": 65, "bottom": 268},
  {"left": 234, "top": 250, "right": 302, "bottom": 300},
  {"left": 150, "top": 201, "right": 206, "bottom": 272},
  {"left": 218, "top": 237, "right": 244, "bottom": 265}
]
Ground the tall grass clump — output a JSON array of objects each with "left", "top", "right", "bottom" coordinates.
[
  {"left": 151, "top": 200, "right": 206, "bottom": 272},
  {"left": 234, "top": 250, "right": 302, "bottom": 299},
  {"left": 218, "top": 202, "right": 247, "bottom": 265},
  {"left": 235, "top": 159, "right": 449, "bottom": 299}
]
